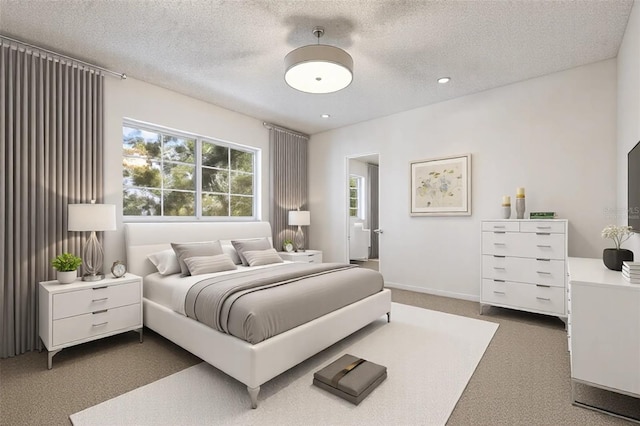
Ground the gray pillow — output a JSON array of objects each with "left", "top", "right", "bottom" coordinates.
[
  {"left": 183, "top": 254, "right": 237, "bottom": 276},
  {"left": 231, "top": 238, "right": 272, "bottom": 266},
  {"left": 243, "top": 248, "right": 284, "bottom": 267},
  {"left": 171, "top": 241, "right": 224, "bottom": 276}
]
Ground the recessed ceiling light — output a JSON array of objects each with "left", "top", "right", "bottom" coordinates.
[
  {"left": 437, "top": 77, "right": 451, "bottom": 84},
  {"left": 321, "top": 114, "right": 330, "bottom": 118}
]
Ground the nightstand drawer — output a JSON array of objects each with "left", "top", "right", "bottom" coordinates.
[
  {"left": 279, "top": 250, "right": 323, "bottom": 263},
  {"left": 482, "top": 256, "right": 565, "bottom": 287},
  {"left": 52, "top": 303, "right": 141, "bottom": 346},
  {"left": 53, "top": 281, "right": 141, "bottom": 320}
]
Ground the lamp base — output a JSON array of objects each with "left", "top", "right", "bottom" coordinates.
[
  {"left": 294, "top": 226, "right": 305, "bottom": 252},
  {"left": 82, "top": 273, "right": 105, "bottom": 282}
]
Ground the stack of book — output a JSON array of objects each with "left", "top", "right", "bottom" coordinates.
[
  {"left": 529, "top": 212, "right": 556, "bottom": 219},
  {"left": 622, "top": 261, "right": 640, "bottom": 284}
]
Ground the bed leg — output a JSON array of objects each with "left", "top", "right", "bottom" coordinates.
[
  {"left": 247, "top": 386, "right": 260, "bottom": 409},
  {"left": 387, "top": 312, "right": 391, "bottom": 323}
]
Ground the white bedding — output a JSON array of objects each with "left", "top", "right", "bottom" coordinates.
[{"left": 143, "top": 262, "right": 292, "bottom": 316}]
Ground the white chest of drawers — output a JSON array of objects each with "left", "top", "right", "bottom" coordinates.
[
  {"left": 39, "top": 274, "right": 143, "bottom": 369},
  {"left": 481, "top": 219, "right": 568, "bottom": 321},
  {"left": 278, "top": 249, "right": 323, "bottom": 264}
]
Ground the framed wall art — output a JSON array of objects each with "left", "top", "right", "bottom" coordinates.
[{"left": 410, "top": 153, "right": 471, "bottom": 216}]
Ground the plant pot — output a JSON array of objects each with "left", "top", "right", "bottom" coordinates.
[
  {"left": 57, "top": 270, "right": 78, "bottom": 284},
  {"left": 602, "top": 248, "right": 634, "bottom": 271}
]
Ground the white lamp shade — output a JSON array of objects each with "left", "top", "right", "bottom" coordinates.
[
  {"left": 68, "top": 204, "right": 116, "bottom": 231},
  {"left": 288, "top": 210, "right": 310, "bottom": 226},
  {"left": 284, "top": 45, "right": 353, "bottom": 94}
]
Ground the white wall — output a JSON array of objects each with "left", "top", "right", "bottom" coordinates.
[
  {"left": 618, "top": 1, "right": 640, "bottom": 255},
  {"left": 102, "top": 77, "right": 269, "bottom": 267},
  {"left": 309, "top": 60, "right": 617, "bottom": 300}
]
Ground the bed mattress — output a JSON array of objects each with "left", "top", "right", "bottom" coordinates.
[{"left": 145, "top": 262, "right": 384, "bottom": 344}]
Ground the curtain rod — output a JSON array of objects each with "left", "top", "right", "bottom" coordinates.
[
  {"left": 263, "top": 122, "right": 309, "bottom": 139},
  {"left": 0, "top": 34, "right": 127, "bottom": 80}
]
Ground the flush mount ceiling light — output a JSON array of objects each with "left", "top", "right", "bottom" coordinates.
[
  {"left": 437, "top": 77, "right": 451, "bottom": 84},
  {"left": 284, "top": 26, "right": 353, "bottom": 94}
]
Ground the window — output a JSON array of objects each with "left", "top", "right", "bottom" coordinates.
[
  {"left": 349, "top": 175, "right": 365, "bottom": 218},
  {"left": 122, "top": 121, "right": 258, "bottom": 219}
]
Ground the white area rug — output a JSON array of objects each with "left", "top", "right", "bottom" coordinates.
[{"left": 70, "top": 303, "right": 498, "bottom": 426}]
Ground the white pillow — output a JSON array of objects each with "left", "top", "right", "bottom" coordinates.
[
  {"left": 243, "top": 248, "right": 284, "bottom": 267},
  {"left": 183, "top": 254, "right": 237, "bottom": 276},
  {"left": 147, "top": 249, "right": 181, "bottom": 275},
  {"left": 221, "top": 243, "right": 242, "bottom": 265}
]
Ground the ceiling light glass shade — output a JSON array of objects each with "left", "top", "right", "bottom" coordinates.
[{"left": 284, "top": 45, "right": 353, "bottom": 94}]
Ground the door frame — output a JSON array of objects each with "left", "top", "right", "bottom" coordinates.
[{"left": 344, "top": 152, "right": 381, "bottom": 270}]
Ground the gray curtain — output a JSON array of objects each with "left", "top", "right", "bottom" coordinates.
[
  {"left": 267, "top": 125, "right": 309, "bottom": 251},
  {"left": 367, "top": 163, "right": 379, "bottom": 259},
  {"left": 0, "top": 39, "right": 104, "bottom": 358}
]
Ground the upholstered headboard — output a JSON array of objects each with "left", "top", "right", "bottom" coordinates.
[{"left": 124, "top": 221, "right": 273, "bottom": 277}]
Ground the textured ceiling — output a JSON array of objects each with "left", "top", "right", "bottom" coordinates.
[{"left": 0, "top": 1, "right": 633, "bottom": 135}]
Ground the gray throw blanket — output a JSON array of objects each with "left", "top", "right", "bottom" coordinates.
[{"left": 184, "top": 262, "right": 382, "bottom": 344}]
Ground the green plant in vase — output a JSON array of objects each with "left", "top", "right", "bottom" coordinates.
[{"left": 51, "top": 253, "right": 82, "bottom": 284}]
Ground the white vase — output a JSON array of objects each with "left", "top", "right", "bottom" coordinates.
[{"left": 57, "top": 270, "right": 77, "bottom": 284}]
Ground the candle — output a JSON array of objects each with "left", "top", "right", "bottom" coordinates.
[
  {"left": 516, "top": 187, "right": 525, "bottom": 198},
  {"left": 502, "top": 195, "right": 511, "bottom": 205}
]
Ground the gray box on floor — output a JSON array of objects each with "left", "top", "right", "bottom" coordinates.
[{"left": 313, "top": 354, "right": 387, "bottom": 405}]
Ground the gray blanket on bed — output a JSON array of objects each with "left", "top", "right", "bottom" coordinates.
[{"left": 184, "top": 262, "right": 384, "bottom": 344}]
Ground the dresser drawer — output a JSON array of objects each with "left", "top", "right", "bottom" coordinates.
[
  {"left": 482, "top": 256, "right": 565, "bottom": 287},
  {"left": 481, "top": 232, "right": 520, "bottom": 256},
  {"left": 53, "top": 281, "right": 141, "bottom": 320},
  {"left": 482, "top": 221, "right": 519, "bottom": 232},
  {"left": 520, "top": 221, "right": 565, "bottom": 234},
  {"left": 481, "top": 279, "right": 565, "bottom": 315},
  {"left": 520, "top": 233, "right": 565, "bottom": 260},
  {"left": 52, "top": 303, "right": 141, "bottom": 346}
]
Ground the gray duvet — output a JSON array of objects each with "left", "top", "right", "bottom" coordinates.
[{"left": 184, "top": 262, "right": 384, "bottom": 344}]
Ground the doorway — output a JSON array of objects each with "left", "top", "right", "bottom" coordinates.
[{"left": 346, "top": 153, "right": 380, "bottom": 272}]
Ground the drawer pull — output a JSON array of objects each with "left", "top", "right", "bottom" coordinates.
[
  {"left": 536, "top": 297, "right": 551, "bottom": 301},
  {"left": 493, "top": 267, "right": 505, "bottom": 270},
  {"left": 92, "top": 309, "right": 108, "bottom": 315},
  {"left": 536, "top": 226, "right": 552, "bottom": 229},
  {"left": 536, "top": 271, "right": 551, "bottom": 275},
  {"left": 493, "top": 255, "right": 505, "bottom": 258},
  {"left": 536, "top": 245, "right": 551, "bottom": 248},
  {"left": 536, "top": 258, "right": 550, "bottom": 262},
  {"left": 92, "top": 322, "right": 108, "bottom": 327},
  {"left": 493, "top": 291, "right": 506, "bottom": 295},
  {"left": 536, "top": 284, "right": 551, "bottom": 288},
  {"left": 492, "top": 225, "right": 506, "bottom": 229},
  {"left": 493, "top": 231, "right": 506, "bottom": 234},
  {"left": 535, "top": 232, "right": 551, "bottom": 236},
  {"left": 92, "top": 286, "right": 108, "bottom": 290},
  {"left": 493, "top": 279, "right": 505, "bottom": 282},
  {"left": 493, "top": 242, "right": 506, "bottom": 246},
  {"left": 92, "top": 297, "right": 108, "bottom": 302}
]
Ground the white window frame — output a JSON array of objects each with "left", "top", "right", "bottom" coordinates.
[
  {"left": 122, "top": 119, "right": 260, "bottom": 222},
  {"left": 349, "top": 175, "right": 365, "bottom": 220}
]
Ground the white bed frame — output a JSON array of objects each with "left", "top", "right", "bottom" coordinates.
[{"left": 124, "top": 222, "right": 391, "bottom": 408}]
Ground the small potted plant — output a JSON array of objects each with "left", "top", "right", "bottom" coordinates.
[
  {"left": 51, "top": 253, "right": 82, "bottom": 284},
  {"left": 601, "top": 225, "right": 634, "bottom": 271}
]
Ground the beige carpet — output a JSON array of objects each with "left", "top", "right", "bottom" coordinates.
[{"left": 69, "top": 303, "right": 498, "bottom": 425}]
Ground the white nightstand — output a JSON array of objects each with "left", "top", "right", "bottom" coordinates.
[
  {"left": 279, "top": 249, "right": 323, "bottom": 264},
  {"left": 38, "top": 274, "right": 143, "bottom": 369}
]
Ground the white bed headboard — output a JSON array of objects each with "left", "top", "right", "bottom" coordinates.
[{"left": 124, "top": 221, "right": 273, "bottom": 277}]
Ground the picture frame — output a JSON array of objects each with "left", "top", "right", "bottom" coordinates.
[{"left": 410, "top": 153, "right": 471, "bottom": 216}]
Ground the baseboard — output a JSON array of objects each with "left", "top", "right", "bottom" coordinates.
[{"left": 384, "top": 281, "right": 480, "bottom": 302}]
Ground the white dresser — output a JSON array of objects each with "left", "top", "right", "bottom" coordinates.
[
  {"left": 481, "top": 219, "right": 568, "bottom": 321},
  {"left": 567, "top": 257, "right": 640, "bottom": 420},
  {"left": 278, "top": 249, "right": 323, "bottom": 263},
  {"left": 39, "top": 274, "right": 143, "bottom": 369}
]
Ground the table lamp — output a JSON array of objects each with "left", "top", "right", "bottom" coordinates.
[
  {"left": 288, "top": 209, "right": 310, "bottom": 252},
  {"left": 68, "top": 201, "right": 116, "bottom": 281}
]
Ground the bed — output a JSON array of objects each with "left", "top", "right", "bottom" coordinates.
[{"left": 124, "top": 221, "right": 391, "bottom": 408}]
